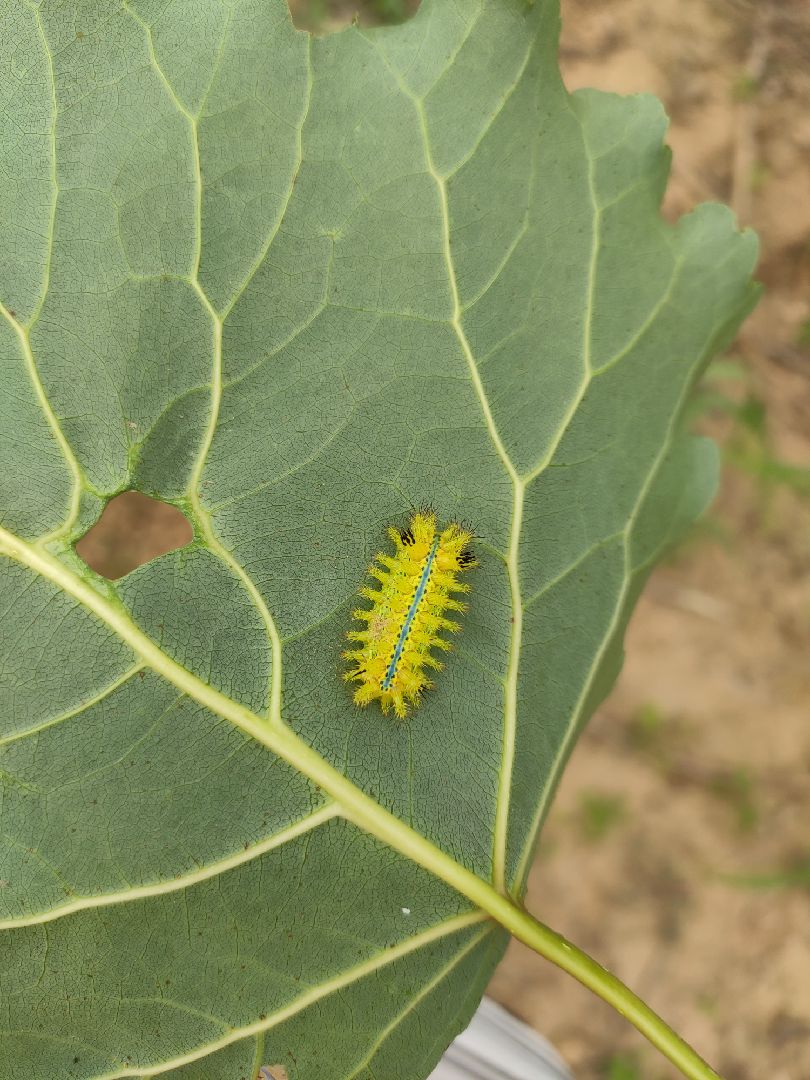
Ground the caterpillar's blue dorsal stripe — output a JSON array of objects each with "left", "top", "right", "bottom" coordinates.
[{"left": 382, "top": 535, "right": 440, "bottom": 690}]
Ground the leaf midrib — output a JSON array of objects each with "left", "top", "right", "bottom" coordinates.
[{"left": 0, "top": 524, "right": 535, "bottom": 945}]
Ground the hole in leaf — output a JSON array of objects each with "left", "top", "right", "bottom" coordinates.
[
  {"left": 76, "top": 491, "right": 193, "bottom": 580},
  {"left": 288, "top": 0, "right": 419, "bottom": 32}
]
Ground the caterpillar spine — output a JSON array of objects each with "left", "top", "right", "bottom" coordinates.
[{"left": 343, "top": 511, "right": 476, "bottom": 719}]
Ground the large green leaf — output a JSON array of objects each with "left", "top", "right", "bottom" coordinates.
[{"left": 0, "top": 0, "right": 757, "bottom": 1077}]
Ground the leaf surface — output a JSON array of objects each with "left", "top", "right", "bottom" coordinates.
[{"left": 0, "top": 1, "right": 757, "bottom": 1076}]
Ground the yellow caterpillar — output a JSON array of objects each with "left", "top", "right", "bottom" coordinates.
[{"left": 343, "top": 511, "right": 477, "bottom": 719}]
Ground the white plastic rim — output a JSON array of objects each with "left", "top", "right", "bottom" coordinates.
[{"left": 430, "top": 998, "right": 573, "bottom": 1080}]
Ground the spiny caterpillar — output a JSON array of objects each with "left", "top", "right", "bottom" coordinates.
[{"left": 343, "top": 511, "right": 477, "bottom": 719}]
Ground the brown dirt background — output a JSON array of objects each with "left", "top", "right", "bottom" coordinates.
[{"left": 77, "top": 2, "right": 810, "bottom": 1077}]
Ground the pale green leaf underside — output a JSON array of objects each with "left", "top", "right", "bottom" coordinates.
[{"left": 0, "top": 0, "right": 757, "bottom": 1076}]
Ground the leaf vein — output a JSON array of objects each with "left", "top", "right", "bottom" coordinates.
[
  {"left": 22, "top": 0, "right": 59, "bottom": 330},
  {"left": 514, "top": 311, "right": 729, "bottom": 884},
  {"left": 0, "top": 663, "right": 144, "bottom": 748},
  {"left": 93, "top": 913, "right": 489, "bottom": 1079},
  {"left": 342, "top": 927, "right": 490, "bottom": 1080},
  {"left": 0, "top": 803, "right": 339, "bottom": 931},
  {"left": 219, "top": 32, "right": 314, "bottom": 321}
]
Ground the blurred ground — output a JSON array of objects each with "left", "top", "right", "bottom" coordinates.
[{"left": 78, "top": 2, "right": 810, "bottom": 1077}]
